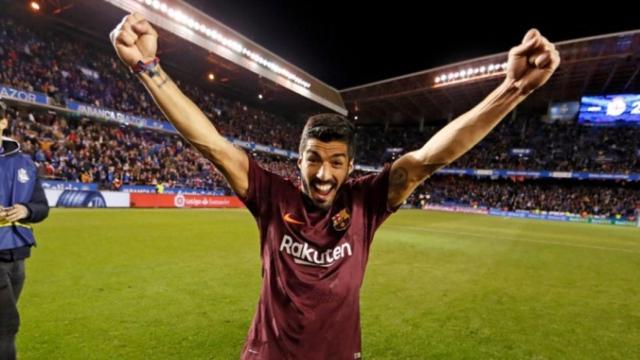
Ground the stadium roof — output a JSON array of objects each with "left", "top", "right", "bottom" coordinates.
[
  {"left": 12, "top": 0, "right": 346, "bottom": 120},
  {"left": 342, "top": 30, "right": 640, "bottom": 124}
]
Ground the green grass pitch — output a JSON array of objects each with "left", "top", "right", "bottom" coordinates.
[{"left": 16, "top": 209, "right": 640, "bottom": 359}]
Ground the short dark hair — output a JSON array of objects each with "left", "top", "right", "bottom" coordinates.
[{"left": 299, "top": 113, "right": 356, "bottom": 159}]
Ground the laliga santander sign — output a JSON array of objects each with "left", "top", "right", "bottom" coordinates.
[{"left": 130, "top": 193, "right": 244, "bottom": 208}]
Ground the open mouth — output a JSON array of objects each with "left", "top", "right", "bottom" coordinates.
[{"left": 310, "top": 181, "right": 335, "bottom": 202}]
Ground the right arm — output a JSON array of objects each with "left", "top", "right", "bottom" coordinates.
[{"left": 110, "top": 13, "right": 249, "bottom": 197}]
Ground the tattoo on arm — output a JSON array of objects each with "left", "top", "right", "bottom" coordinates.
[
  {"left": 391, "top": 162, "right": 446, "bottom": 187},
  {"left": 388, "top": 161, "right": 448, "bottom": 207},
  {"left": 390, "top": 166, "right": 408, "bottom": 188},
  {"left": 138, "top": 70, "right": 169, "bottom": 87},
  {"left": 154, "top": 73, "right": 169, "bottom": 88}
]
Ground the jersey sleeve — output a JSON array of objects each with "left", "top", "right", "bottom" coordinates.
[{"left": 350, "top": 164, "right": 400, "bottom": 235}]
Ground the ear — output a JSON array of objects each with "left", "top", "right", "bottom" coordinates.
[
  {"left": 297, "top": 156, "right": 302, "bottom": 170},
  {"left": 348, "top": 159, "right": 354, "bottom": 174}
]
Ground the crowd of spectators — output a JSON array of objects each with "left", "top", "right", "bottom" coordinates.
[{"left": 2, "top": 11, "right": 639, "bottom": 219}]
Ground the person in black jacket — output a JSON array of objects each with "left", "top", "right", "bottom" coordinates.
[{"left": 0, "top": 100, "right": 49, "bottom": 360}]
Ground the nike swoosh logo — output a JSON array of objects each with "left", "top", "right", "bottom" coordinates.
[{"left": 283, "top": 213, "right": 304, "bottom": 225}]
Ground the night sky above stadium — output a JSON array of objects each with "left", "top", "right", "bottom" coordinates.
[{"left": 187, "top": 0, "right": 637, "bottom": 89}]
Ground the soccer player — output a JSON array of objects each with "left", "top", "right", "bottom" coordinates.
[{"left": 110, "top": 13, "right": 559, "bottom": 359}]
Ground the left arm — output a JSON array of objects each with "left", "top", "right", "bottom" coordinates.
[{"left": 388, "top": 29, "right": 560, "bottom": 208}]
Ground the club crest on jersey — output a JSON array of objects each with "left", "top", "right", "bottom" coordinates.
[
  {"left": 331, "top": 208, "right": 351, "bottom": 231},
  {"left": 18, "top": 168, "right": 30, "bottom": 183}
]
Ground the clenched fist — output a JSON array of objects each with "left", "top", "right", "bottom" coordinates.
[
  {"left": 110, "top": 13, "right": 158, "bottom": 69},
  {"left": 506, "top": 29, "right": 560, "bottom": 95}
]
